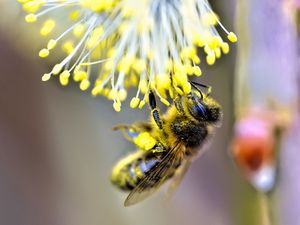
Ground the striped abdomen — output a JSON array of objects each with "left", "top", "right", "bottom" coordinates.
[{"left": 111, "top": 150, "right": 165, "bottom": 191}]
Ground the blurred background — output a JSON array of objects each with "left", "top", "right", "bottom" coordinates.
[{"left": 0, "top": 1, "right": 299, "bottom": 225}]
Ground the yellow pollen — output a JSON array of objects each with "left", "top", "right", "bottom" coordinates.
[
  {"left": 221, "top": 42, "right": 230, "bottom": 54},
  {"left": 73, "top": 24, "right": 86, "bottom": 37},
  {"left": 91, "top": 85, "right": 103, "bottom": 96},
  {"left": 118, "top": 89, "right": 127, "bottom": 101},
  {"left": 20, "top": 0, "right": 237, "bottom": 111},
  {"left": 69, "top": 10, "right": 80, "bottom": 21},
  {"left": 175, "top": 87, "right": 184, "bottom": 95},
  {"left": 52, "top": 64, "right": 63, "bottom": 75},
  {"left": 227, "top": 32, "right": 237, "bottom": 43},
  {"left": 62, "top": 41, "right": 74, "bottom": 54},
  {"left": 74, "top": 70, "right": 88, "bottom": 81},
  {"left": 130, "top": 97, "right": 140, "bottom": 109},
  {"left": 182, "top": 82, "right": 192, "bottom": 94},
  {"left": 80, "top": 79, "right": 91, "bottom": 91},
  {"left": 138, "top": 100, "right": 146, "bottom": 109},
  {"left": 206, "top": 53, "right": 216, "bottom": 65},
  {"left": 59, "top": 76, "right": 69, "bottom": 86},
  {"left": 40, "top": 19, "right": 56, "bottom": 36},
  {"left": 42, "top": 73, "right": 51, "bottom": 81},
  {"left": 25, "top": 14, "right": 37, "bottom": 23},
  {"left": 47, "top": 39, "right": 57, "bottom": 50},
  {"left": 113, "top": 102, "right": 121, "bottom": 112},
  {"left": 60, "top": 70, "right": 71, "bottom": 79},
  {"left": 160, "top": 97, "right": 170, "bottom": 106},
  {"left": 193, "top": 66, "right": 202, "bottom": 76},
  {"left": 39, "top": 48, "right": 49, "bottom": 58}
]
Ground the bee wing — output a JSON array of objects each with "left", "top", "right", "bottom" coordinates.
[
  {"left": 166, "top": 158, "right": 192, "bottom": 201},
  {"left": 124, "top": 142, "right": 185, "bottom": 207}
]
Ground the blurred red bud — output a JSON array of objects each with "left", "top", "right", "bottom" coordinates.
[{"left": 231, "top": 112, "right": 276, "bottom": 192}]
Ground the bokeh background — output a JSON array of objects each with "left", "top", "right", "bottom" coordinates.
[{"left": 0, "top": 1, "right": 299, "bottom": 225}]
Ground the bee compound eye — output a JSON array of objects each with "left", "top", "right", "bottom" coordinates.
[
  {"left": 192, "top": 104, "right": 206, "bottom": 118},
  {"left": 188, "top": 96, "right": 207, "bottom": 120}
]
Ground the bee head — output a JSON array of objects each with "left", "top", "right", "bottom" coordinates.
[{"left": 186, "top": 90, "right": 222, "bottom": 124}]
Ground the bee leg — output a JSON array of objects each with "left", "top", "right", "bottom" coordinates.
[
  {"left": 148, "top": 91, "right": 163, "bottom": 130},
  {"left": 112, "top": 124, "right": 130, "bottom": 131}
]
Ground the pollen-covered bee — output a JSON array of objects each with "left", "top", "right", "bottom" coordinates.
[{"left": 111, "top": 82, "right": 222, "bottom": 206}]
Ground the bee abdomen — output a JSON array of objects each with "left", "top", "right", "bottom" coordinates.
[{"left": 111, "top": 151, "right": 161, "bottom": 191}]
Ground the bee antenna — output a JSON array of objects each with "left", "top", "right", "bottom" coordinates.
[
  {"left": 190, "top": 82, "right": 204, "bottom": 99},
  {"left": 190, "top": 81, "right": 212, "bottom": 97}
]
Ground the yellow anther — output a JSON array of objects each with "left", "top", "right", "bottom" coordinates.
[
  {"left": 86, "top": 26, "right": 104, "bottom": 49},
  {"left": 113, "top": 102, "right": 121, "bottom": 112},
  {"left": 138, "top": 100, "right": 146, "bottom": 109},
  {"left": 160, "top": 98, "right": 170, "bottom": 106},
  {"left": 139, "top": 79, "right": 148, "bottom": 94},
  {"left": 215, "top": 48, "right": 221, "bottom": 58},
  {"left": 130, "top": 97, "right": 140, "bottom": 109},
  {"left": 202, "top": 12, "right": 218, "bottom": 26},
  {"left": 25, "top": 14, "right": 37, "bottom": 23},
  {"left": 169, "top": 88, "right": 174, "bottom": 98},
  {"left": 91, "top": 85, "right": 103, "bottom": 96},
  {"left": 118, "top": 89, "right": 127, "bottom": 101},
  {"left": 47, "top": 39, "right": 57, "bottom": 50},
  {"left": 41, "top": 73, "right": 51, "bottom": 81},
  {"left": 156, "top": 73, "right": 170, "bottom": 90},
  {"left": 185, "top": 64, "right": 194, "bottom": 75},
  {"left": 132, "top": 58, "right": 146, "bottom": 73},
  {"left": 173, "top": 62, "right": 185, "bottom": 74},
  {"left": 209, "top": 36, "right": 222, "bottom": 49},
  {"left": 221, "top": 42, "right": 230, "bottom": 54},
  {"left": 193, "top": 66, "right": 202, "bottom": 76},
  {"left": 23, "top": 1, "right": 43, "bottom": 13},
  {"left": 79, "top": 79, "right": 90, "bottom": 91},
  {"left": 104, "top": 61, "right": 114, "bottom": 71},
  {"left": 204, "top": 45, "right": 210, "bottom": 54},
  {"left": 40, "top": 19, "right": 56, "bottom": 36},
  {"left": 192, "top": 55, "right": 200, "bottom": 64},
  {"left": 108, "top": 89, "right": 118, "bottom": 100},
  {"left": 73, "top": 24, "right": 85, "bottom": 37},
  {"left": 74, "top": 65, "right": 81, "bottom": 73},
  {"left": 182, "top": 82, "right": 191, "bottom": 94},
  {"left": 52, "top": 64, "right": 63, "bottom": 75},
  {"left": 192, "top": 34, "right": 205, "bottom": 47},
  {"left": 39, "top": 48, "right": 49, "bottom": 58},
  {"left": 129, "top": 74, "right": 138, "bottom": 87},
  {"left": 69, "top": 10, "right": 80, "bottom": 21},
  {"left": 59, "top": 76, "right": 69, "bottom": 86},
  {"left": 74, "top": 70, "right": 87, "bottom": 81},
  {"left": 62, "top": 41, "right": 74, "bottom": 54},
  {"left": 173, "top": 71, "right": 188, "bottom": 89},
  {"left": 60, "top": 70, "right": 71, "bottom": 79},
  {"left": 102, "top": 88, "right": 110, "bottom": 97},
  {"left": 118, "top": 55, "right": 134, "bottom": 74},
  {"left": 175, "top": 87, "right": 184, "bottom": 95},
  {"left": 206, "top": 53, "right": 216, "bottom": 65},
  {"left": 18, "top": 0, "right": 30, "bottom": 3},
  {"left": 227, "top": 32, "right": 237, "bottom": 43},
  {"left": 107, "top": 48, "right": 116, "bottom": 58}
]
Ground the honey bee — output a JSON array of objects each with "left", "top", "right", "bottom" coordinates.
[{"left": 111, "top": 82, "right": 222, "bottom": 206}]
